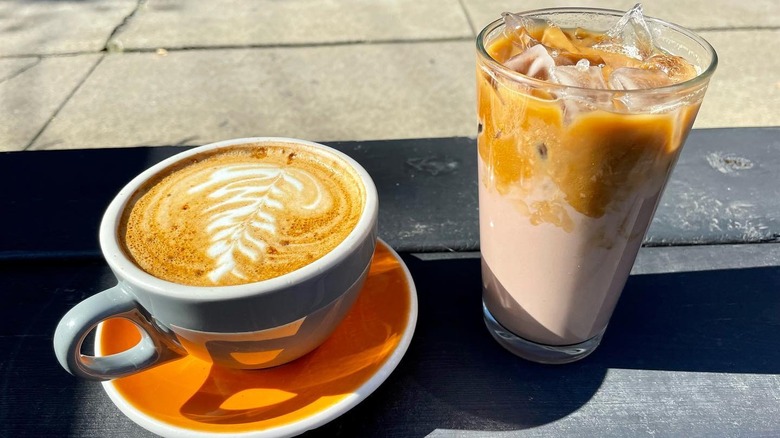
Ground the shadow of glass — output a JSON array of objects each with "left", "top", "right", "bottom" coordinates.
[
  {"left": 313, "top": 257, "right": 780, "bottom": 437},
  {"left": 601, "top": 265, "right": 780, "bottom": 374},
  {"left": 321, "top": 255, "right": 608, "bottom": 436}
]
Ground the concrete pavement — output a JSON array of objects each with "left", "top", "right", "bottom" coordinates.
[{"left": 1, "top": 0, "right": 778, "bottom": 151}]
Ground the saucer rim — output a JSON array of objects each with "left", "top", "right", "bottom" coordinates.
[{"left": 95, "top": 238, "right": 418, "bottom": 438}]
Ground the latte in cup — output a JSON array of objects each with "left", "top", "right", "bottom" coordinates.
[{"left": 120, "top": 142, "right": 366, "bottom": 286}]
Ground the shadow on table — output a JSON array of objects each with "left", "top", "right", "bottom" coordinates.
[
  {"left": 598, "top": 264, "right": 780, "bottom": 374},
  {"left": 309, "top": 255, "right": 780, "bottom": 436},
  {"left": 1, "top": 255, "right": 777, "bottom": 437},
  {"left": 0, "top": 258, "right": 155, "bottom": 436}
]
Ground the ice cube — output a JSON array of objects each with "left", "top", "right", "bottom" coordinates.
[
  {"left": 551, "top": 63, "right": 608, "bottom": 89},
  {"left": 642, "top": 53, "right": 698, "bottom": 83},
  {"left": 609, "top": 67, "right": 680, "bottom": 112},
  {"left": 596, "top": 3, "right": 655, "bottom": 60},
  {"left": 502, "top": 12, "right": 539, "bottom": 51},
  {"left": 550, "top": 63, "right": 610, "bottom": 121},
  {"left": 504, "top": 44, "right": 555, "bottom": 80},
  {"left": 608, "top": 67, "right": 672, "bottom": 90},
  {"left": 560, "top": 94, "right": 600, "bottom": 124}
]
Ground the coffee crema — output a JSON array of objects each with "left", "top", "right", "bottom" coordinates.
[{"left": 120, "top": 143, "right": 365, "bottom": 286}]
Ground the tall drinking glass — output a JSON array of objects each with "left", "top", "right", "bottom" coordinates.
[{"left": 476, "top": 7, "right": 717, "bottom": 363}]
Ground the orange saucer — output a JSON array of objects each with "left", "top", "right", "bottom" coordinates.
[{"left": 96, "top": 240, "right": 417, "bottom": 437}]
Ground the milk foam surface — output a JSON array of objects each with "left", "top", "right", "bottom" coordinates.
[{"left": 121, "top": 143, "right": 365, "bottom": 286}]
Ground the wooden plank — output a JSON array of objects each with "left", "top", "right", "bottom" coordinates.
[
  {"left": 0, "top": 137, "right": 478, "bottom": 257},
  {"left": 648, "top": 127, "right": 780, "bottom": 245},
  {"left": 631, "top": 241, "right": 780, "bottom": 274},
  {"left": 0, "top": 128, "right": 778, "bottom": 257},
  {"left": 2, "top": 243, "right": 778, "bottom": 436}
]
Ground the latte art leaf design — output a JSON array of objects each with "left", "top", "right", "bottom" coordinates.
[
  {"left": 188, "top": 164, "right": 326, "bottom": 283},
  {"left": 122, "top": 145, "right": 364, "bottom": 287}
]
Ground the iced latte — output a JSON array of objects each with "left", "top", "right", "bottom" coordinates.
[{"left": 477, "top": 5, "right": 717, "bottom": 363}]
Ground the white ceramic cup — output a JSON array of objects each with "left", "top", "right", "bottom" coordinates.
[{"left": 53, "top": 138, "right": 378, "bottom": 380}]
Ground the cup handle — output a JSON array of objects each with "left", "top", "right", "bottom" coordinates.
[{"left": 53, "top": 285, "right": 186, "bottom": 381}]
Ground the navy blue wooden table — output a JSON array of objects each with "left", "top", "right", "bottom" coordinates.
[{"left": 1, "top": 129, "right": 779, "bottom": 437}]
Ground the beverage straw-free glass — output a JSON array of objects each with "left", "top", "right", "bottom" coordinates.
[{"left": 476, "top": 8, "right": 717, "bottom": 363}]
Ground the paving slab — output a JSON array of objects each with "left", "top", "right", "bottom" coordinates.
[
  {"left": 24, "top": 28, "right": 780, "bottom": 150},
  {"left": 462, "top": 0, "right": 780, "bottom": 32},
  {"left": 0, "top": 54, "right": 102, "bottom": 151},
  {"left": 0, "top": 0, "right": 137, "bottom": 56},
  {"left": 31, "top": 42, "right": 476, "bottom": 150},
  {"left": 693, "top": 30, "right": 780, "bottom": 129},
  {"left": 110, "top": 0, "right": 472, "bottom": 51}
]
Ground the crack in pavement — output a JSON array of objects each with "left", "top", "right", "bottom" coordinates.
[
  {"left": 456, "top": 0, "right": 477, "bottom": 38},
  {"left": 105, "top": 0, "right": 147, "bottom": 52},
  {"left": 24, "top": 55, "right": 105, "bottom": 151},
  {"left": 0, "top": 57, "right": 42, "bottom": 85}
]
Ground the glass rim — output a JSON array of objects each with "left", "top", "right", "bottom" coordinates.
[{"left": 476, "top": 7, "right": 718, "bottom": 95}]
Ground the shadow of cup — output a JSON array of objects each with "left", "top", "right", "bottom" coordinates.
[{"left": 99, "top": 243, "right": 414, "bottom": 431}]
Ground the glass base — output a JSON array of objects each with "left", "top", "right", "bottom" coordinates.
[{"left": 482, "top": 301, "right": 605, "bottom": 364}]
